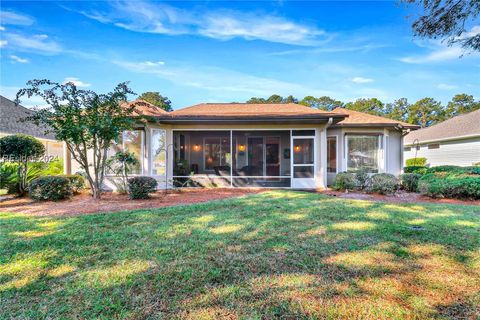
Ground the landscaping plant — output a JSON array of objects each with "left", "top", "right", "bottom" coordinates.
[
  {"left": 354, "top": 168, "right": 370, "bottom": 190},
  {"left": 400, "top": 173, "right": 422, "bottom": 192},
  {"left": 17, "top": 80, "right": 138, "bottom": 199},
  {"left": 127, "top": 176, "right": 158, "bottom": 199},
  {"left": 405, "top": 157, "right": 427, "bottom": 167},
  {"left": 331, "top": 172, "right": 356, "bottom": 191},
  {"left": 370, "top": 173, "right": 399, "bottom": 195},
  {"left": 106, "top": 151, "right": 139, "bottom": 193},
  {"left": 0, "top": 134, "right": 45, "bottom": 194},
  {"left": 29, "top": 175, "right": 73, "bottom": 201}
]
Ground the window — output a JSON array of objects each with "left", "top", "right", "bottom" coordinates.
[
  {"left": 346, "top": 135, "right": 380, "bottom": 173},
  {"left": 327, "top": 137, "right": 337, "bottom": 173},
  {"left": 151, "top": 129, "right": 166, "bottom": 175},
  {"left": 107, "top": 130, "right": 144, "bottom": 175},
  {"left": 204, "top": 137, "right": 231, "bottom": 170},
  {"left": 428, "top": 144, "right": 440, "bottom": 149}
]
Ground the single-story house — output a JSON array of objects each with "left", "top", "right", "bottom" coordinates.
[
  {"left": 67, "top": 101, "right": 419, "bottom": 190},
  {"left": 404, "top": 109, "right": 480, "bottom": 167},
  {"left": 0, "top": 95, "right": 65, "bottom": 160}
]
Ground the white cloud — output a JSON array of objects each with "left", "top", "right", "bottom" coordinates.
[
  {"left": 0, "top": 26, "right": 5, "bottom": 31},
  {"left": 3, "top": 32, "right": 61, "bottom": 54},
  {"left": 10, "top": 55, "right": 29, "bottom": 63},
  {"left": 68, "top": 0, "right": 328, "bottom": 46},
  {"left": 400, "top": 26, "right": 480, "bottom": 64},
  {"left": 113, "top": 59, "right": 333, "bottom": 98},
  {"left": 351, "top": 77, "right": 373, "bottom": 84},
  {"left": 0, "top": 11, "right": 34, "bottom": 26},
  {"left": 0, "top": 40, "right": 7, "bottom": 47},
  {"left": 436, "top": 83, "right": 457, "bottom": 90},
  {"left": 63, "top": 77, "right": 91, "bottom": 88}
]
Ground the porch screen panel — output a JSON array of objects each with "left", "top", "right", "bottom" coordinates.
[{"left": 151, "top": 129, "right": 166, "bottom": 175}]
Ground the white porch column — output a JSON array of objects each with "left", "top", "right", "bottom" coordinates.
[{"left": 316, "top": 127, "right": 327, "bottom": 189}]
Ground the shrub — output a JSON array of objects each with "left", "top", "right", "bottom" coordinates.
[
  {"left": 354, "top": 168, "right": 370, "bottom": 190},
  {"left": 400, "top": 173, "right": 422, "bottom": 192},
  {"left": 127, "top": 176, "right": 158, "bottom": 199},
  {"left": 406, "top": 157, "right": 427, "bottom": 167},
  {"left": 418, "top": 173, "right": 480, "bottom": 199},
  {"left": 403, "top": 166, "right": 428, "bottom": 175},
  {"left": 332, "top": 172, "right": 356, "bottom": 191},
  {"left": 60, "top": 174, "right": 85, "bottom": 193},
  {"left": 370, "top": 173, "right": 399, "bottom": 195},
  {"left": 426, "top": 166, "right": 480, "bottom": 175},
  {"left": 29, "top": 176, "right": 73, "bottom": 201}
]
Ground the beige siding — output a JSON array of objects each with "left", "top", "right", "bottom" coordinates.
[{"left": 404, "top": 137, "right": 480, "bottom": 167}]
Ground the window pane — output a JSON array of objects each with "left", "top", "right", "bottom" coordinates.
[
  {"left": 327, "top": 137, "right": 336, "bottom": 173},
  {"left": 347, "top": 135, "right": 379, "bottom": 173},
  {"left": 293, "top": 166, "right": 314, "bottom": 178},
  {"left": 293, "top": 138, "right": 314, "bottom": 164},
  {"left": 151, "top": 129, "right": 166, "bottom": 175},
  {"left": 123, "top": 131, "right": 143, "bottom": 174}
]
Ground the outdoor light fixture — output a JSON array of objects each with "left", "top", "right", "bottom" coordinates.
[
  {"left": 193, "top": 144, "right": 201, "bottom": 152},
  {"left": 238, "top": 144, "right": 246, "bottom": 152},
  {"left": 294, "top": 145, "right": 302, "bottom": 153}
]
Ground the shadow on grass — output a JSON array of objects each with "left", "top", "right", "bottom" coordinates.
[{"left": 1, "top": 190, "right": 479, "bottom": 319}]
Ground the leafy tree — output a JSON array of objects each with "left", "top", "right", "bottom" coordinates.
[
  {"left": 246, "top": 97, "right": 267, "bottom": 103},
  {"left": 405, "top": 0, "right": 480, "bottom": 52},
  {"left": 299, "top": 96, "right": 344, "bottom": 111},
  {"left": 345, "top": 98, "right": 385, "bottom": 116},
  {"left": 0, "top": 134, "right": 45, "bottom": 194},
  {"left": 385, "top": 98, "right": 410, "bottom": 122},
  {"left": 283, "top": 95, "right": 299, "bottom": 103},
  {"left": 408, "top": 97, "right": 444, "bottom": 127},
  {"left": 445, "top": 93, "right": 480, "bottom": 117},
  {"left": 266, "top": 94, "right": 284, "bottom": 103},
  {"left": 106, "top": 151, "right": 139, "bottom": 193},
  {"left": 16, "top": 80, "right": 137, "bottom": 199},
  {"left": 138, "top": 92, "right": 173, "bottom": 111}
]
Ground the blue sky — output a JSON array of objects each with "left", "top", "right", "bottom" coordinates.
[{"left": 1, "top": 1, "right": 479, "bottom": 109}]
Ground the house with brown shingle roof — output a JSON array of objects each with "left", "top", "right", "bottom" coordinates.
[
  {"left": 67, "top": 101, "right": 419, "bottom": 189},
  {"left": 404, "top": 109, "right": 480, "bottom": 167},
  {"left": 0, "top": 95, "right": 65, "bottom": 160}
]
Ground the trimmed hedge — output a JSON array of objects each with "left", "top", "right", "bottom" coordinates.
[
  {"left": 404, "top": 166, "right": 428, "bottom": 175},
  {"left": 331, "top": 172, "right": 356, "bottom": 191},
  {"left": 406, "top": 157, "right": 427, "bottom": 167},
  {"left": 127, "top": 176, "right": 158, "bottom": 199},
  {"left": 400, "top": 173, "right": 422, "bottom": 192},
  {"left": 418, "top": 173, "right": 480, "bottom": 199},
  {"left": 29, "top": 176, "right": 73, "bottom": 201},
  {"left": 426, "top": 165, "right": 480, "bottom": 175},
  {"left": 370, "top": 173, "right": 398, "bottom": 195}
]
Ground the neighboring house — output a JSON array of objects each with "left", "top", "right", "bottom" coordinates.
[
  {"left": 0, "top": 95, "right": 64, "bottom": 160},
  {"left": 404, "top": 109, "right": 480, "bottom": 167},
  {"left": 67, "top": 101, "right": 419, "bottom": 190}
]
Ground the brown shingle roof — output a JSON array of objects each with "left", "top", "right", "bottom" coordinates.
[
  {"left": 169, "top": 103, "right": 344, "bottom": 119},
  {"left": 331, "top": 107, "right": 419, "bottom": 129},
  {"left": 0, "top": 95, "right": 56, "bottom": 140},
  {"left": 404, "top": 109, "right": 480, "bottom": 145},
  {"left": 121, "top": 99, "right": 170, "bottom": 117}
]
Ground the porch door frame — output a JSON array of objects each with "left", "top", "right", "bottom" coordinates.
[{"left": 291, "top": 131, "right": 317, "bottom": 189}]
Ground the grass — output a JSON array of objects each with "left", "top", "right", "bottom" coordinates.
[{"left": 0, "top": 190, "right": 479, "bottom": 319}]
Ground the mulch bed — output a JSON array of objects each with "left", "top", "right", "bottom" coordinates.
[
  {"left": 0, "top": 189, "right": 260, "bottom": 217},
  {"left": 322, "top": 189, "right": 480, "bottom": 206}
]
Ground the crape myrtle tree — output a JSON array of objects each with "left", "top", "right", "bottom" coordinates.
[{"left": 16, "top": 80, "right": 138, "bottom": 199}]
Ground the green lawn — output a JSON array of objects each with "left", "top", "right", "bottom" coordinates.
[{"left": 1, "top": 191, "right": 479, "bottom": 319}]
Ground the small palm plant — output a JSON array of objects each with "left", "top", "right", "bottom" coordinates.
[{"left": 106, "top": 151, "right": 139, "bottom": 193}]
